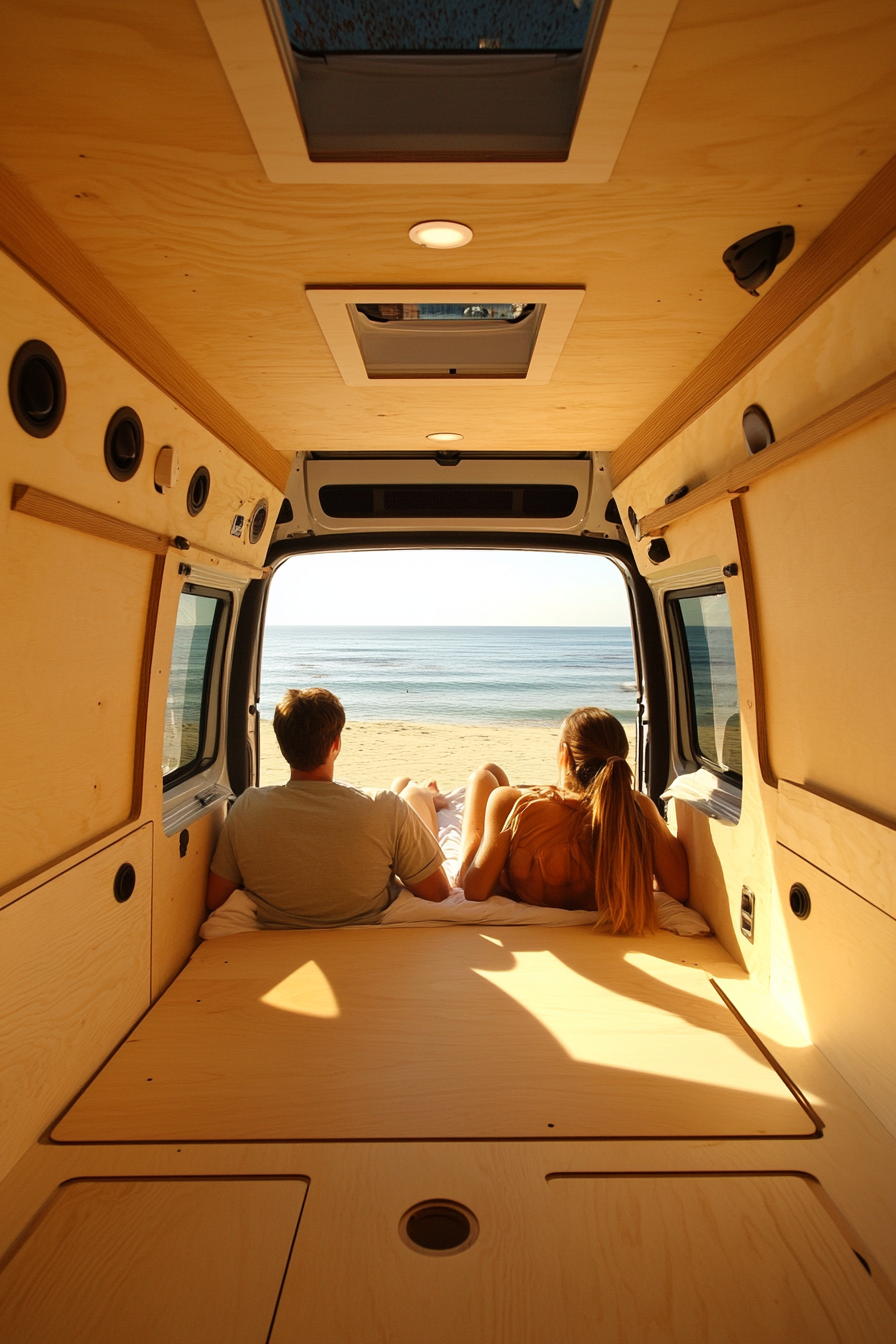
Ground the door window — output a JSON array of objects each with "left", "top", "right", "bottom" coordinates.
[
  {"left": 666, "top": 585, "right": 741, "bottom": 778},
  {"left": 162, "top": 585, "right": 231, "bottom": 787}
]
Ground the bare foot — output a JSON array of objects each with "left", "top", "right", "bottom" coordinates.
[{"left": 425, "top": 779, "right": 451, "bottom": 810}]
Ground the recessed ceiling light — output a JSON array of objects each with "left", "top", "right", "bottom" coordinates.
[
  {"left": 409, "top": 221, "right": 473, "bottom": 250},
  {"left": 426, "top": 432, "right": 464, "bottom": 442}
]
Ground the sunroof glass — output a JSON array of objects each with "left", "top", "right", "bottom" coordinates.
[
  {"left": 278, "top": 1, "right": 595, "bottom": 55},
  {"left": 356, "top": 304, "right": 533, "bottom": 323}
]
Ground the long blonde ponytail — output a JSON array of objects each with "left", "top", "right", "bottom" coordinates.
[{"left": 560, "top": 708, "right": 656, "bottom": 935}]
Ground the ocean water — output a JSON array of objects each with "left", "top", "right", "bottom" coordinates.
[{"left": 259, "top": 626, "right": 638, "bottom": 728}]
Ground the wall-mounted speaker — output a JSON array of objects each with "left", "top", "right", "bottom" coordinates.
[{"left": 249, "top": 499, "right": 268, "bottom": 545}]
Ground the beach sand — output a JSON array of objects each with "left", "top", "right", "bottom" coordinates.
[{"left": 260, "top": 719, "right": 636, "bottom": 790}]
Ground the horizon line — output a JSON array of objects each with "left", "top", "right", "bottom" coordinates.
[{"left": 264, "top": 621, "right": 631, "bottom": 628}]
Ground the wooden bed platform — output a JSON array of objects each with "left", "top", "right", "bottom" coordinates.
[{"left": 53, "top": 926, "right": 817, "bottom": 1142}]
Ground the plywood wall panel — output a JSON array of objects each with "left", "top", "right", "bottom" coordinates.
[
  {"left": 619, "top": 236, "right": 896, "bottom": 528},
  {"left": 0, "top": 826, "right": 152, "bottom": 1183},
  {"left": 743, "top": 415, "right": 896, "bottom": 823},
  {"left": 0, "top": 513, "right": 154, "bottom": 889},
  {"left": 151, "top": 805, "right": 226, "bottom": 1001},
  {"left": 777, "top": 780, "right": 896, "bottom": 921},
  {"left": 0, "top": 255, "right": 280, "bottom": 572},
  {"left": 771, "top": 847, "right": 896, "bottom": 1140},
  {"left": 0, "top": 1177, "right": 306, "bottom": 1344}
]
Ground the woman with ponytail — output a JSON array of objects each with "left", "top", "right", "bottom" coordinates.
[{"left": 458, "top": 707, "right": 688, "bottom": 935}]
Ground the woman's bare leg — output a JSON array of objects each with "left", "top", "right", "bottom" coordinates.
[
  {"left": 396, "top": 782, "right": 440, "bottom": 839},
  {"left": 458, "top": 762, "right": 509, "bottom": 883},
  {"left": 392, "top": 774, "right": 450, "bottom": 811}
]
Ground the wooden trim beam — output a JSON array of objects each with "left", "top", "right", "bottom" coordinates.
[
  {"left": 639, "top": 373, "right": 896, "bottom": 537},
  {"left": 0, "top": 163, "right": 289, "bottom": 493},
  {"left": 132, "top": 554, "right": 167, "bottom": 821},
  {"left": 611, "top": 154, "right": 896, "bottom": 487},
  {"left": 730, "top": 496, "right": 775, "bottom": 789},
  {"left": 12, "top": 484, "right": 169, "bottom": 553},
  {"left": 11, "top": 484, "right": 269, "bottom": 578}
]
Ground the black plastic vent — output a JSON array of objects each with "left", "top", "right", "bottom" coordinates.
[
  {"left": 318, "top": 483, "right": 578, "bottom": 519},
  {"left": 9, "top": 340, "right": 67, "bottom": 437},
  {"left": 113, "top": 862, "right": 136, "bottom": 903},
  {"left": 187, "top": 466, "right": 211, "bottom": 516},
  {"left": 104, "top": 407, "right": 144, "bottom": 481}
]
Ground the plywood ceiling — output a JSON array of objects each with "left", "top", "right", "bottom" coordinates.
[{"left": 0, "top": 0, "right": 894, "bottom": 461}]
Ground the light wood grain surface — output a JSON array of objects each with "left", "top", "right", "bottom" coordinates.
[
  {"left": 1, "top": 2, "right": 893, "bottom": 458},
  {"left": 742, "top": 418, "right": 896, "bottom": 825},
  {"left": 0, "top": 162, "right": 288, "bottom": 491},
  {"left": 0, "top": 1178, "right": 306, "bottom": 1344},
  {"left": 0, "top": 826, "right": 152, "bottom": 1183},
  {"left": 777, "top": 781, "right": 896, "bottom": 922},
  {"left": 196, "top": 0, "right": 679, "bottom": 184},
  {"left": 0, "top": 513, "right": 155, "bottom": 891},
  {"left": 267, "top": 1161, "right": 895, "bottom": 1343},
  {"left": 638, "top": 373, "right": 896, "bottom": 536},
  {"left": 53, "top": 927, "right": 815, "bottom": 1142},
  {"left": 771, "top": 848, "right": 896, "bottom": 1141},
  {"left": 611, "top": 153, "right": 896, "bottom": 485}
]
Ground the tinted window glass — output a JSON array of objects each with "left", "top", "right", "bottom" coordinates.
[
  {"left": 162, "top": 589, "right": 229, "bottom": 784},
  {"left": 669, "top": 587, "right": 741, "bottom": 777},
  {"left": 278, "top": 0, "right": 595, "bottom": 54}
]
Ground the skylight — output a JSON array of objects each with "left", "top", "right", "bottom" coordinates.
[
  {"left": 278, "top": 0, "right": 595, "bottom": 55},
  {"left": 305, "top": 287, "right": 585, "bottom": 385},
  {"left": 356, "top": 304, "right": 533, "bottom": 324},
  {"left": 272, "top": 0, "right": 612, "bottom": 162}
]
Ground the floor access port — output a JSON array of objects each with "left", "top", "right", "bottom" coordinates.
[
  {"left": 53, "top": 928, "right": 817, "bottom": 1141},
  {"left": 0, "top": 1178, "right": 306, "bottom": 1344},
  {"left": 267, "top": 1166, "right": 894, "bottom": 1344}
]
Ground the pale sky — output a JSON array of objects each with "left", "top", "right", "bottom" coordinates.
[{"left": 265, "top": 549, "right": 630, "bottom": 625}]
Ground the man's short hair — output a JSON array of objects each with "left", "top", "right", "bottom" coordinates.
[{"left": 273, "top": 688, "right": 346, "bottom": 771}]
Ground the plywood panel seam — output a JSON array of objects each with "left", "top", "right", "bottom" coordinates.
[
  {"left": 776, "top": 843, "right": 896, "bottom": 925},
  {"left": 710, "top": 980, "right": 823, "bottom": 1132},
  {"left": 0, "top": 822, "right": 154, "bottom": 911}
]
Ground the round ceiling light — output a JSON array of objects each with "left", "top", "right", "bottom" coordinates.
[
  {"left": 409, "top": 220, "right": 473, "bottom": 250},
  {"left": 426, "top": 432, "right": 464, "bottom": 442}
]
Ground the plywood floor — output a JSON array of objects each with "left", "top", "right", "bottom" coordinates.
[
  {"left": 0, "top": 1178, "right": 306, "bottom": 1344},
  {"left": 53, "top": 927, "right": 816, "bottom": 1142}
]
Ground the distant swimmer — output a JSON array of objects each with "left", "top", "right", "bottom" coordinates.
[
  {"left": 456, "top": 707, "right": 689, "bottom": 934},
  {"left": 206, "top": 688, "right": 450, "bottom": 927}
]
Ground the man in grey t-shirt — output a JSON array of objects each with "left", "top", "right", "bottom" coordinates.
[{"left": 207, "top": 688, "right": 449, "bottom": 929}]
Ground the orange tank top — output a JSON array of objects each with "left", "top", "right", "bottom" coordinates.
[{"left": 500, "top": 790, "right": 596, "bottom": 910}]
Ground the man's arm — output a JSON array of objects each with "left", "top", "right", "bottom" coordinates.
[
  {"left": 403, "top": 866, "right": 451, "bottom": 903},
  {"left": 207, "top": 870, "right": 239, "bottom": 910}
]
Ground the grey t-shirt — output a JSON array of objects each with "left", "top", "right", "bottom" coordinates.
[{"left": 210, "top": 781, "right": 444, "bottom": 929}]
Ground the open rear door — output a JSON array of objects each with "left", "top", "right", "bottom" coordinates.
[{"left": 227, "top": 450, "right": 669, "bottom": 802}]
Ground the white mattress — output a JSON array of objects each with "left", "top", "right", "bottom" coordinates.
[{"left": 200, "top": 785, "right": 710, "bottom": 938}]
